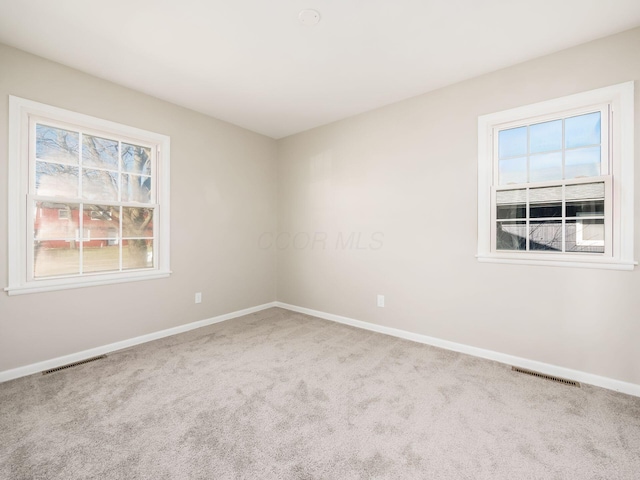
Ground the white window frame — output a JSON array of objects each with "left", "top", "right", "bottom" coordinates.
[
  {"left": 477, "top": 82, "right": 635, "bottom": 270},
  {"left": 6, "top": 96, "right": 171, "bottom": 295}
]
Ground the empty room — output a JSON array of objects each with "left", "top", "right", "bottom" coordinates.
[{"left": 1, "top": 1, "right": 640, "bottom": 479}]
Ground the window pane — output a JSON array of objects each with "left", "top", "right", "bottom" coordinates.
[
  {"left": 565, "top": 112, "right": 600, "bottom": 149},
  {"left": 496, "top": 189, "right": 526, "bottom": 204},
  {"left": 122, "top": 174, "right": 151, "bottom": 203},
  {"left": 123, "top": 239, "right": 153, "bottom": 270},
  {"left": 499, "top": 127, "right": 527, "bottom": 159},
  {"left": 499, "top": 157, "right": 527, "bottom": 185},
  {"left": 566, "top": 200, "right": 604, "bottom": 217},
  {"left": 530, "top": 119, "right": 562, "bottom": 154},
  {"left": 82, "top": 169, "right": 119, "bottom": 201},
  {"left": 530, "top": 202, "right": 562, "bottom": 219},
  {"left": 529, "top": 220, "right": 562, "bottom": 251},
  {"left": 565, "top": 182, "right": 604, "bottom": 201},
  {"left": 496, "top": 221, "right": 526, "bottom": 250},
  {"left": 122, "top": 207, "right": 154, "bottom": 238},
  {"left": 83, "top": 244, "right": 120, "bottom": 273},
  {"left": 34, "top": 202, "right": 79, "bottom": 240},
  {"left": 578, "top": 219, "right": 605, "bottom": 243},
  {"left": 35, "top": 161, "right": 79, "bottom": 197},
  {"left": 529, "top": 186, "right": 562, "bottom": 203},
  {"left": 497, "top": 204, "right": 525, "bottom": 219},
  {"left": 529, "top": 152, "right": 562, "bottom": 183},
  {"left": 122, "top": 144, "right": 151, "bottom": 175},
  {"left": 36, "top": 124, "right": 79, "bottom": 165},
  {"left": 87, "top": 207, "right": 115, "bottom": 222},
  {"left": 566, "top": 219, "right": 604, "bottom": 253},
  {"left": 82, "top": 135, "right": 119, "bottom": 170},
  {"left": 565, "top": 147, "right": 600, "bottom": 179},
  {"left": 34, "top": 242, "right": 79, "bottom": 278},
  {"left": 496, "top": 189, "right": 526, "bottom": 219},
  {"left": 84, "top": 205, "right": 118, "bottom": 240}
]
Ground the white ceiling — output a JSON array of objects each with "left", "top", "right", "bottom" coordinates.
[{"left": 1, "top": 1, "right": 639, "bottom": 139}]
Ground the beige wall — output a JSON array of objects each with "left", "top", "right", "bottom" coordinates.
[
  {"left": 2, "top": 28, "right": 640, "bottom": 386},
  {"left": 277, "top": 28, "right": 640, "bottom": 385},
  {"left": 0, "top": 44, "right": 278, "bottom": 371}
]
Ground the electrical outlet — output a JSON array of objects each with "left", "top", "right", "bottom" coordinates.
[
  {"left": 195, "top": 292, "right": 202, "bottom": 304},
  {"left": 377, "top": 294, "right": 385, "bottom": 307}
]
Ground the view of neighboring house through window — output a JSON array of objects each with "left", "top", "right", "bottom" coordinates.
[{"left": 7, "top": 96, "right": 171, "bottom": 294}]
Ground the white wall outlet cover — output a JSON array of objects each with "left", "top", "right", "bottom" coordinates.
[
  {"left": 195, "top": 292, "right": 202, "bottom": 304},
  {"left": 377, "top": 295, "right": 385, "bottom": 307}
]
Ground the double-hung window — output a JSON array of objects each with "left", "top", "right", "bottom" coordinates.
[
  {"left": 7, "top": 96, "right": 171, "bottom": 294},
  {"left": 477, "top": 82, "right": 634, "bottom": 270}
]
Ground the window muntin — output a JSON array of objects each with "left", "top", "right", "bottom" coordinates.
[
  {"left": 477, "top": 82, "right": 634, "bottom": 270},
  {"left": 7, "top": 96, "right": 171, "bottom": 294}
]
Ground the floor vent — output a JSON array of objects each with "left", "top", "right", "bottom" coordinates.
[
  {"left": 511, "top": 366, "right": 580, "bottom": 387},
  {"left": 42, "top": 355, "right": 107, "bottom": 375}
]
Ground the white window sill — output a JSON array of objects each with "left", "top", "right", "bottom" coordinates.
[
  {"left": 477, "top": 254, "right": 636, "bottom": 271},
  {"left": 4, "top": 270, "right": 172, "bottom": 295}
]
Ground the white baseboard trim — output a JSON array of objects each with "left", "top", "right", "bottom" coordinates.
[
  {"left": 0, "top": 302, "right": 277, "bottom": 383},
  {"left": 275, "top": 301, "right": 640, "bottom": 398}
]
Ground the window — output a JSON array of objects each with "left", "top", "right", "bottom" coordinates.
[
  {"left": 6, "top": 96, "right": 171, "bottom": 294},
  {"left": 478, "top": 82, "right": 635, "bottom": 270},
  {"left": 57, "top": 208, "right": 70, "bottom": 220}
]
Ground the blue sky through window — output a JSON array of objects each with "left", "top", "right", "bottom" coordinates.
[
  {"left": 498, "top": 126, "right": 527, "bottom": 159},
  {"left": 565, "top": 112, "right": 600, "bottom": 149},
  {"left": 498, "top": 111, "right": 601, "bottom": 184},
  {"left": 530, "top": 119, "right": 562, "bottom": 153}
]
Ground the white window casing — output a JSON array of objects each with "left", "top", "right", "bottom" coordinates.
[
  {"left": 6, "top": 96, "right": 171, "bottom": 295},
  {"left": 477, "top": 82, "right": 635, "bottom": 270}
]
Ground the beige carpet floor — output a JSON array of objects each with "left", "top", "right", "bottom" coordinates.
[{"left": 1, "top": 307, "right": 639, "bottom": 479}]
